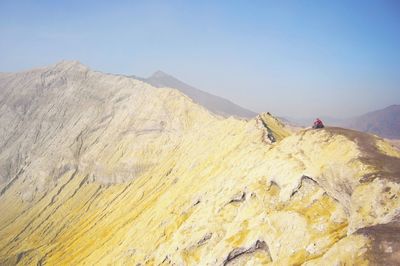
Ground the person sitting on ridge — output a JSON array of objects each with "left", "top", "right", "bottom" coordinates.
[{"left": 312, "top": 118, "right": 324, "bottom": 129}]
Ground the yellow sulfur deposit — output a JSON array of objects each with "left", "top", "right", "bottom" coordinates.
[{"left": 0, "top": 61, "right": 399, "bottom": 265}]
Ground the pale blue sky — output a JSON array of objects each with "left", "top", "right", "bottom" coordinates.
[{"left": 1, "top": 0, "right": 399, "bottom": 117}]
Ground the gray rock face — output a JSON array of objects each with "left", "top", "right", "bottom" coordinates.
[{"left": 0, "top": 61, "right": 205, "bottom": 199}]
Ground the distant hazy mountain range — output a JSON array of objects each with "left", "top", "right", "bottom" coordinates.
[
  {"left": 287, "top": 105, "right": 400, "bottom": 139},
  {"left": 133, "top": 71, "right": 257, "bottom": 119},
  {"left": 344, "top": 105, "right": 400, "bottom": 139}
]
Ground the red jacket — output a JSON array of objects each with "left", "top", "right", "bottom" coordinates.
[{"left": 314, "top": 119, "right": 324, "bottom": 127}]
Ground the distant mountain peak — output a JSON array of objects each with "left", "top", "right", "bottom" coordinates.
[
  {"left": 141, "top": 71, "right": 257, "bottom": 119},
  {"left": 345, "top": 104, "right": 400, "bottom": 139},
  {"left": 150, "top": 70, "right": 170, "bottom": 78}
]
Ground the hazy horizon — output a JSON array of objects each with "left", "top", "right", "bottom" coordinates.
[{"left": 1, "top": 0, "right": 399, "bottom": 118}]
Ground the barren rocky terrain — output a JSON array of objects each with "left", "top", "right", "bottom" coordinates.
[{"left": 0, "top": 61, "right": 399, "bottom": 265}]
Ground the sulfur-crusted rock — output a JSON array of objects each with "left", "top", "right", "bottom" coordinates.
[{"left": 0, "top": 61, "right": 399, "bottom": 265}]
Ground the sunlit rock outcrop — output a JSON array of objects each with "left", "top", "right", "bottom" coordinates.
[{"left": 0, "top": 61, "right": 399, "bottom": 265}]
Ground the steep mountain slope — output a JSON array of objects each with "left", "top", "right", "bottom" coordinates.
[
  {"left": 135, "top": 70, "right": 257, "bottom": 119},
  {"left": 0, "top": 62, "right": 400, "bottom": 265},
  {"left": 344, "top": 105, "right": 400, "bottom": 139}
]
